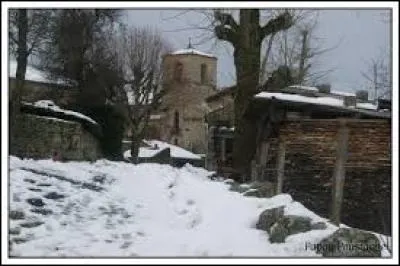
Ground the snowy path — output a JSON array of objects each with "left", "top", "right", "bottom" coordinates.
[{"left": 9, "top": 157, "right": 343, "bottom": 257}]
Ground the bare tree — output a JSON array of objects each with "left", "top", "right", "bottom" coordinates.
[
  {"left": 361, "top": 49, "right": 391, "bottom": 101},
  {"left": 213, "top": 9, "right": 293, "bottom": 181},
  {"left": 260, "top": 11, "right": 340, "bottom": 86},
  {"left": 113, "top": 26, "right": 172, "bottom": 163},
  {"left": 9, "top": 9, "right": 53, "bottom": 58}
]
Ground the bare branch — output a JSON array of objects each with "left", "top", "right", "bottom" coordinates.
[{"left": 260, "top": 10, "right": 294, "bottom": 40}]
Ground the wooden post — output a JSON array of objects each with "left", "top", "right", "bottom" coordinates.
[
  {"left": 330, "top": 120, "right": 349, "bottom": 226},
  {"left": 276, "top": 139, "right": 286, "bottom": 194}
]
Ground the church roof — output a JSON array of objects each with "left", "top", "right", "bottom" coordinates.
[{"left": 170, "top": 48, "right": 216, "bottom": 58}]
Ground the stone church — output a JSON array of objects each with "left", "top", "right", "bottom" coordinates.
[{"left": 149, "top": 45, "right": 218, "bottom": 154}]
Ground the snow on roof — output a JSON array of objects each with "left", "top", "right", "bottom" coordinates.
[
  {"left": 9, "top": 60, "right": 68, "bottom": 85},
  {"left": 34, "top": 115, "right": 76, "bottom": 124},
  {"left": 356, "top": 102, "right": 378, "bottom": 111},
  {"left": 124, "top": 148, "right": 162, "bottom": 159},
  {"left": 144, "top": 140, "right": 202, "bottom": 160},
  {"left": 171, "top": 48, "right": 216, "bottom": 58},
  {"left": 255, "top": 92, "right": 344, "bottom": 108},
  {"left": 287, "top": 85, "right": 319, "bottom": 92},
  {"left": 124, "top": 140, "right": 202, "bottom": 160},
  {"left": 330, "top": 90, "right": 356, "bottom": 97},
  {"left": 28, "top": 100, "right": 98, "bottom": 125}
]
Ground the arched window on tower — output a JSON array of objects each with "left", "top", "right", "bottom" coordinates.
[
  {"left": 201, "top": 63, "right": 207, "bottom": 84},
  {"left": 174, "top": 62, "right": 183, "bottom": 82}
]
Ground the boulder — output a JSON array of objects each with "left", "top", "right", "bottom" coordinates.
[
  {"left": 267, "top": 215, "right": 313, "bottom": 243},
  {"left": 311, "top": 221, "right": 328, "bottom": 230},
  {"left": 256, "top": 206, "right": 285, "bottom": 232},
  {"left": 269, "top": 221, "right": 289, "bottom": 243},
  {"left": 317, "top": 228, "right": 382, "bottom": 257},
  {"left": 256, "top": 207, "right": 324, "bottom": 243},
  {"left": 283, "top": 215, "right": 312, "bottom": 235}
]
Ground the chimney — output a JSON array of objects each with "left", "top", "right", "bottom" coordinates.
[
  {"left": 343, "top": 95, "right": 357, "bottom": 107},
  {"left": 316, "top": 83, "right": 331, "bottom": 94},
  {"left": 355, "top": 90, "right": 369, "bottom": 102}
]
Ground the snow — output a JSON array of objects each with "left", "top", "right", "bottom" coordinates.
[
  {"left": 330, "top": 90, "right": 356, "bottom": 97},
  {"left": 124, "top": 147, "right": 163, "bottom": 159},
  {"left": 255, "top": 92, "right": 344, "bottom": 107},
  {"left": 145, "top": 140, "right": 202, "bottom": 160},
  {"left": 8, "top": 156, "right": 391, "bottom": 257},
  {"left": 171, "top": 49, "right": 216, "bottom": 58},
  {"left": 288, "top": 85, "right": 319, "bottom": 92},
  {"left": 125, "top": 140, "right": 202, "bottom": 160},
  {"left": 9, "top": 60, "right": 68, "bottom": 85},
  {"left": 24, "top": 100, "right": 98, "bottom": 125},
  {"left": 356, "top": 102, "right": 378, "bottom": 111},
  {"left": 150, "top": 114, "right": 162, "bottom": 120},
  {"left": 34, "top": 116, "right": 76, "bottom": 124}
]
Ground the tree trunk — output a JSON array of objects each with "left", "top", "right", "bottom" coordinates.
[
  {"left": 130, "top": 132, "right": 141, "bottom": 164},
  {"left": 297, "top": 30, "right": 309, "bottom": 84},
  {"left": 231, "top": 9, "right": 262, "bottom": 182},
  {"left": 10, "top": 9, "right": 28, "bottom": 154}
]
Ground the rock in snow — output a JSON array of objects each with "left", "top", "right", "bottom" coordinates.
[{"left": 317, "top": 228, "right": 382, "bottom": 257}]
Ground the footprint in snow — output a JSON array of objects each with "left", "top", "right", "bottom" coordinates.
[
  {"left": 120, "top": 241, "right": 132, "bottom": 249},
  {"left": 186, "top": 199, "right": 195, "bottom": 206},
  {"left": 136, "top": 231, "right": 145, "bottom": 237},
  {"left": 168, "top": 190, "right": 175, "bottom": 199},
  {"left": 177, "top": 208, "right": 189, "bottom": 215}
]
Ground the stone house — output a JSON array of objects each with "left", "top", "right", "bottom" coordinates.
[{"left": 207, "top": 84, "right": 392, "bottom": 235}]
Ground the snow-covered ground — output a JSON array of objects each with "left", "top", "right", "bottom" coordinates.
[{"left": 8, "top": 156, "right": 390, "bottom": 257}]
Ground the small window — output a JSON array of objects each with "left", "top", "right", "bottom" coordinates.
[
  {"left": 174, "top": 110, "right": 180, "bottom": 132},
  {"left": 201, "top": 63, "right": 207, "bottom": 84},
  {"left": 174, "top": 62, "right": 183, "bottom": 82},
  {"left": 174, "top": 138, "right": 178, "bottom": 145}
]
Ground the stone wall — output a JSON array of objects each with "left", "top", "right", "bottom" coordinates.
[
  {"left": 261, "top": 119, "right": 391, "bottom": 235},
  {"left": 12, "top": 114, "right": 102, "bottom": 161}
]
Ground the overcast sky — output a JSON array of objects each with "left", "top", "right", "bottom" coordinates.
[{"left": 123, "top": 9, "right": 391, "bottom": 94}]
